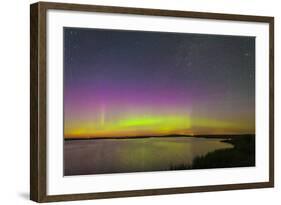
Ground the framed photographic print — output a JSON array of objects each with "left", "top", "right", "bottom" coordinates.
[{"left": 30, "top": 1, "right": 274, "bottom": 202}]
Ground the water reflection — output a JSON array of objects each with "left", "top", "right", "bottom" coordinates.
[{"left": 64, "top": 137, "right": 233, "bottom": 176}]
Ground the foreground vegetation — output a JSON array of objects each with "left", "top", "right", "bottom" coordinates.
[{"left": 170, "top": 135, "right": 255, "bottom": 170}]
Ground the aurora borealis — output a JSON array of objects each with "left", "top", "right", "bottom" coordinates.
[{"left": 63, "top": 27, "right": 255, "bottom": 139}]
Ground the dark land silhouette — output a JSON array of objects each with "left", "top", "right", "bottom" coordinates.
[{"left": 169, "top": 134, "right": 255, "bottom": 170}]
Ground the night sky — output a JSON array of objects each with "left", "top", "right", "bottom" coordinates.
[{"left": 63, "top": 27, "right": 255, "bottom": 138}]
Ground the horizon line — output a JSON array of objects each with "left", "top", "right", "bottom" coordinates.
[{"left": 64, "top": 133, "right": 255, "bottom": 140}]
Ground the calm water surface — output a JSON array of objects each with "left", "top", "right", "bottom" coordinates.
[{"left": 64, "top": 137, "right": 233, "bottom": 176}]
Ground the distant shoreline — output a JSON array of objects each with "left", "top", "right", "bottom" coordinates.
[{"left": 64, "top": 134, "right": 255, "bottom": 141}]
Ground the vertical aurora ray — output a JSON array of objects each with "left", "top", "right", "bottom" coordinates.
[
  {"left": 63, "top": 28, "right": 255, "bottom": 138},
  {"left": 100, "top": 103, "right": 106, "bottom": 126}
]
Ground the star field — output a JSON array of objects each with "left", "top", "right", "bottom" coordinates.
[{"left": 63, "top": 27, "right": 255, "bottom": 138}]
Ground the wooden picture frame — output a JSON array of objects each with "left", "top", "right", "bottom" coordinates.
[{"left": 30, "top": 1, "right": 274, "bottom": 202}]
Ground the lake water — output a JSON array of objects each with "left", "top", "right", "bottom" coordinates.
[{"left": 64, "top": 137, "right": 233, "bottom": 176}]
